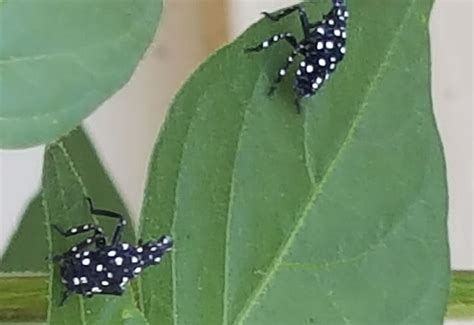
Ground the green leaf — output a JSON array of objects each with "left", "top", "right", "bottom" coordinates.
[
  {"left": 140, "top": 0, "right": 449, "bottom": 324},
  {"left": 0, "top": 194, "right": 48, "bottom": 273},
  {"left": 42, "top": 135, "right": 145, "bottom": 324},
  {"left": 0, "top": 128, "right": 134, "bottom": 274},
  {"left": 0, "top": 0, "right": 163, "bottom": 148}
]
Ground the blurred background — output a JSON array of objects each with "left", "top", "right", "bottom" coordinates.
[{"left": 0, "top": 0, "right": 472, "bottom": 322}]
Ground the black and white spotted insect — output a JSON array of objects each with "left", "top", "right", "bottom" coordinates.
[
  {"left": 52, "top": 198, "right": 173, "bottom": 305},
  {"left": 245, "top": 0, "right": 349, "bottom": 112}
]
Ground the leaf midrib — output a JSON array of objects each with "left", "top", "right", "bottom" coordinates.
[
  {"left": 222, "top": 75, "right": 268, "bottom": 324},
  {"left": 232, "top": 1, "right": 417, "bottom": 323},
  {"left": 43, "top": 147, "right": 88, "bottom": 325}
]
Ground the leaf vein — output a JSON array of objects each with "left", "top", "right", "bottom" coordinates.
[{"left": 233, "top": 1, "right": 416, "bottom": 322}]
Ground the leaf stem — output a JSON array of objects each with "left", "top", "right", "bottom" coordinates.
[{"left": 0, "top": 271, "right": 472, "bottom": 322}]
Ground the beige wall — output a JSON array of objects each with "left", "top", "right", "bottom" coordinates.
[{"left": 0, "top": 0, "right": 472, "bottom": 282}]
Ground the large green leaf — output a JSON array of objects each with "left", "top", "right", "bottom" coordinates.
[
  {"left": 42, "top": 138, "right": 145, "bottom": 324},
  {"left": 140, "top": 0, "right": 449, "bottom": 324},
  {"left": 0, "top": 0, "right": 163, "bottom": 148}
]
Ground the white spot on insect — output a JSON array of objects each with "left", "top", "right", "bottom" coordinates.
[
  {"left": 279, "top": 69, "right": 286, "bottom": 76},
  {"left": 273, "top": 35, "right": 279, "bottom": 41},
  {"left": 344, "top": 10, "right": 349, "bottom": 18},
  {"left": 316, "top": 41, "right": 324, "bottom": 50},
  {"left": 96, "top": 264, "right": 104, "bottom": 272},
  {"left": 107, "top": 250, "right": 117, "bottom": 257},
  {"left": 317, "top": 27, "right": 325, "bottom": 35},
  {"left": 325, "top": 73, "right": 330, "bottom": 80},
  {"left": 150, "top": 246, "right": 158, "bottom": 252},
  {"left": 92, "top": 287, "right": 101, "bottom": 293},
  {"left": 300, "top": 61, "right": 306, "bottom": 67},
  {"left": 334, "top": 29, "right": 342, "bottom": 37},
  {"left": 340, "top": 47, "right": 346, "bottom": 54},
  {"left": 318, "top": 58, "right": 327, "bottom": 67},
  {"left": 115, "top": 257, "right": 124, "bottom": 266},
  {"left": 80, "top": 276, "right": 88, "bottom": 284},
  {"left": 154, "top": 257, "right": 161, "bottom": 263},
  {"left": 86, "top": 238, "right": 92, "bottom": 244},
  {"left": 330, "top": 63, "right": 336, "bottom": 70},
  {"left": 325, "top": 41, "right": 334, "bottom": 49},
  {"left": 288, "top": 56, "right": 293, "bottom": 62},
  {"left": 286, "top": 32, "right": 291, "bottom": 37},
  {"left": 120, "top": 277, "right": 129, "bottom": 287},
  {"left": 148, "top": 255, "right": 153, "bottom": 260},
  {"left": 83, "top": 224, "right": 89, "bottom": 230},
  {"left": 81, "top": 258, "right": 91, "bottom": 266},
  {"left": 73, "top": 277, "right": 80, "bottom": 285},
  {"left": 330, "top": 56, "right": 337, "bottom": 62},
  {"left": 75, "top": 253, "right": 81, "bottom": 259},
  {"left": 134, "top": 267, "right": 142, "bottom": 274},
  {"left": 107, "top": 272, "right": 114, "bottom": 279},
  {"left": 70, "top": 228, "right": 77, "bottom": 234},
  {"left": 262, "top": 41, "right": 269, "bottom": 48},
  {"left": 121, "top": 219, "right": 127, "bottom": 225},
  {"left": 83, "top": 251, "right": 90, "bottom": 257},
  {"left": 312, "top": 83, "right": 319, "bottom": 90},
  {"left": 296, "top": 69, "right": 302, "bottom": 76},
  {"left": 71, "top": 246, "right": 78, "bottom": 252},
  {"left": 101, "top": 280, "right": 109, "bottom": 286},
  {"left": 131, "top": 256, "right": 139, "bottom": 263},
  {"left": 316, "top": 77, "right": 323, "bottom": 84},
  {"left": 306, "top": 65, "right": 314, "bottom": 73},
  {"left": 122, "top": 243, "right": 129, "bottom": 250},
  {"left": 136, "top": 247, "right": 143, "bottom": 253},
  {"left": 328, "top": 19, "right": 335, "bottom": 25},
  {"left": 342, "top": 31, "right": 347, "bottom": 39}
]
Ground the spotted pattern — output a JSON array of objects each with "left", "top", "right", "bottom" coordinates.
[
  {"left": 245, "top": 0, "right": 349, "bottom": 111},
  {"left": 59, "top": 236, "right": 173, "bottom": 297},
  {"left": 295, "top": 5, "right": 348, "bottom": 98}
]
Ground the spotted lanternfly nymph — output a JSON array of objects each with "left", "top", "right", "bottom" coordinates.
[
  {"left": 52, "top": 198, "right": 172, "bottom": 306},
  {"left": 245, "top": 0, "right": 349, "bottom": 112}
]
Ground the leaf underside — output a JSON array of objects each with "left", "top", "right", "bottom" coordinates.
[
  {"left": 0, "top": 0, "right": 162, "bottom": 148},
  {"left": 140, "top": 0, "right": 449, "bottom": 324}
]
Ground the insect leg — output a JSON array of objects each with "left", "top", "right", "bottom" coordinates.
[
  {"left": 63, "top": 233, "right": 106, "bottom": 256},
  {"left": 268, "top": 49, "right": 300, "bottom": 96},
  {"left": 262, "top": 5, "right": 311, "bottom": 37},
  {"left": 86, "top": 197, "right": 126, "bottom": 245},
  {"left": 52, "top": 223, "right": 103, "bottom": 238},
  {"left": 245, "top": 32, "right": 298, "bottom": 53},
  {"left": 59, "top": 290, "right": 70, "bottom": 307}
]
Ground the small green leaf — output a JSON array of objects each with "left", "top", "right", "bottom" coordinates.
[
  {"left": 140, "top": 0, "right": 449, "bottom": 324},
  {"left": 40, "top": 129, "right": 143, "bottom": 324},
  {"left": 0, "top": 0, "right": 163, "bottom": 148},
  {"left": 0, "top": 128, "right": 134, "bottom": 274},
  {"left": 0, "top": 194, "right": 48, "bottom": 273}
]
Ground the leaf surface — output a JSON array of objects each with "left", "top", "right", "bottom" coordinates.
[
  {"left": 140, "top": 0, "right": 449, "bottom": 324},
  {"left": 0, "top": 0, "right": 162, "bottom": 148}
]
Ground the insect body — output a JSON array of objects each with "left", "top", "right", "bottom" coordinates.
[
  {"left": 52, "top": 198, "right": 172, "bottom": 305},
  {"left": 245, "top": 0, "right": 349, "bottom": 112}
]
